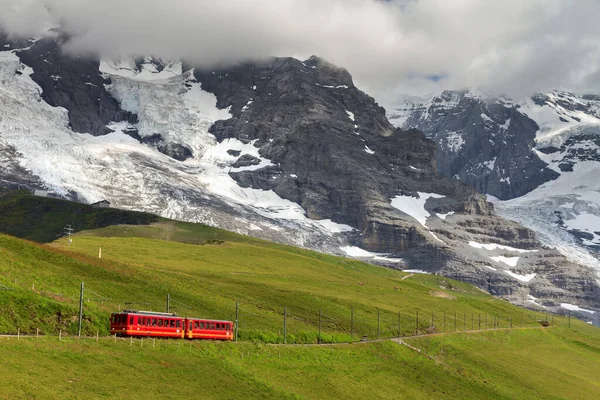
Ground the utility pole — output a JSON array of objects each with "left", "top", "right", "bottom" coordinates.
[
  {"left": 166, "top": 294, "right": 170, "bottom": 313},
  {"left": 377, "top": 309, "right": 380, "bottom": 339},
  {"left": 416, "top": 310, "right": 419, "bottom": 334},
  {"left": 444, "top": 311, "right": 446, "bottom": 333},
  {"left": 235, "top": 302, "right": 239, "bottom": 342},
  {"left": 78, "top": 282, "right": 84, "bottom": 337},
  {"left": 350, "top": 307, "right": 354, "bottom": 341},
  {"left": 65, "top": 225, "right": 74, "bottom": 246},
  {"left": 283, "top": 307, "right": 287, "bottom": 344},
  {"left": 318, "top": 309, "right": 322, "bottom": 344},
  {"left": 398, "top": 312, "right": 401, "bottom": 337}
]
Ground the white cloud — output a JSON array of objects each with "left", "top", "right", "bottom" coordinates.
[{"left": 1, "top": 0, "right": 599, "bottom": 104}]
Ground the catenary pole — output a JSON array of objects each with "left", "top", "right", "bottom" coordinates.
[
  {"left": 78, "top": 282, "right": 84, "bottom": 337},
  {"left": 235, "top": 302, "right": 239, "bottom": 342}
]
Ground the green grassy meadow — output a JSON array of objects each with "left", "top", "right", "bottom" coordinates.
[
  {"left": 1, "top": 324, "right": 598, "bottom": 399},
  {"left": 1, "top": 225, "right": 546, "bottom": 341}
]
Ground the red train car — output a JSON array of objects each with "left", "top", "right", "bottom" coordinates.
[
  {"left": 110, "top": 311, "right": 185, "bottom": 338},
  {"left": 185, "top": 318, "right": 234, "bottom": 340},
  {"left": 110, "top": 310, "right": 234, "bottom": 341}
]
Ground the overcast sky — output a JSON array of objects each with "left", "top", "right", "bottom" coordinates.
[{"left": 1, "top": 0, "right": 599, "bottom": 105}]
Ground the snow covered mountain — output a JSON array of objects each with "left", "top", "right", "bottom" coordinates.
[
  {"left": 389, "top": 90, "right": 600, "bottom": 289},
  {"left": 1, "top": 32, "right": 599, "bottom": 322}
]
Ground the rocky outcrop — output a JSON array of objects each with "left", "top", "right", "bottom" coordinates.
[
  {"left": 389, "top": 91, "right": 559, "bottom": 200},
  {"left": 16, "top": 36, "right": 137, "bottom": 136},
  {"left": 193, "top": 58, "right": 488, "bottom": 233}
]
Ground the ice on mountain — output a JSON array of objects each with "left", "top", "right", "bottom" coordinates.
[
  {"left": 527, "top": 297, "right": 546, "bottom": 308},
  {"left": 340, "top": 246, "right": 403, "bottom": 263},
  {"left": 490, "top": 256, "right": 520, "bottom": 267},
  {"left": 241, "top": 99, "right": 253, "bottom": 112},
  {"left": 100, "top": 59, "right": 183, "bottom": 82},
  {"left": 364, "top": 146, "right": 374, "bottom": 155},
  {"left": 437, "top": 211, "right": 454, "bottom": 220},
  {"left": 504, "top": 270, "right": 536, "bottom": 282},
  {"left": 469, "top": 241, "right": 537, "bottom": 253},
  {"left": 346, "top": 110, "right": 355, "bottom": 121},
  {"left": 560, "top": 303, "right": 596, "bottom": 314},
  {"left": 484, "top": 157, "right": 497, "bottom": 170},
  {"left": 445, "top": 131, "right": 465, "bottom": 152},
  {"left": 480, "top": 113, "right": 494, "bottom": 123},
  {"left": 390, "top": 192, "right": 445, "bottom": 227},
  {"left": 316, "top": 220, "right": 355, "bottom": 233}
]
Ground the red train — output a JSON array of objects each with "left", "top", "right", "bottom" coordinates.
[{"left": 110, "top": 310, "right": 234, "bottom": 341}]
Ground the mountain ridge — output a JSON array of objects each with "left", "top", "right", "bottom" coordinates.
[{"left": 1, "top": 33, "right": 599, "bottom": 316}]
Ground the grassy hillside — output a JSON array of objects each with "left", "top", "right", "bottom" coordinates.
[
  {"left": 1, "top": 325, "right": 599, "bottom": 399},
  {"left": 1, "top": 230, "right": 546, "bottom": 341},
  {"left": 1, "top": 216, "right": 599, "bottom": 399},
  {"left": 0, "top": 191, "right": 157, "bottom": 243}
]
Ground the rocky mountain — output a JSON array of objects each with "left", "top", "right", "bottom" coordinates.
[
  {"left": 390, "top": 90, "right": 600, "bottom": 316},
  {"left": 1, "top": 32, "right": 599, "bottom": 322},
  {"left": 388, "top": 90, "right": 560, "bottom": 200}
]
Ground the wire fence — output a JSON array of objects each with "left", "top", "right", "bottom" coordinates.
[{"left": 0, "top": 280, "right": 570, "bottom": 344}]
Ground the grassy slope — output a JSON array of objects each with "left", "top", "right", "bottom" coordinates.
[
  {"left": 1, "top": 218, "right": 599, "bottom": 398},
  {"left": 1, "top": 325, "right": 599, "bottom": 399},
  {"left": 1, "top": 228, "right": 542, "bottom": 341}
]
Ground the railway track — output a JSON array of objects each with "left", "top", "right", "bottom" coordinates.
[{"left": 0, "top": 325, "right": 548, "bottom": 344}]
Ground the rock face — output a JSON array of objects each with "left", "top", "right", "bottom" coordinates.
[
  {"left": 193, "top": 57, "right": 489, "bottom": 251},
  {"left": 1, "top": 35, "right": 599, "bottom": 314},
  {"left": 389, "top": 90, "right": 559, "bottom": 200},
  {"left": 16, "top": 36, "right": 137, "bottom": 136}
]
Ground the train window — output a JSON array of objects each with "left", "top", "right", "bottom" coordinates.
[
  {"left": 137, "top": 318, "right": 140, "bottom": 326},
  {"left": 152, "top": 318, "right": 157, "bottom": 326},
  {"left": 211, "top": 323, "right": 216, "bottom": 330},
  {"left": 170, "top": 320, "right": 174, "bottom": 328},
  {"left": 159, "top": 320, "right": 163, "bottom": 327},
  {"left": 176, "top": 320, "right": 180, "bottom": 328},
  {"left": 193, "top": 322, "right": 197, "bottom": 329}
]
